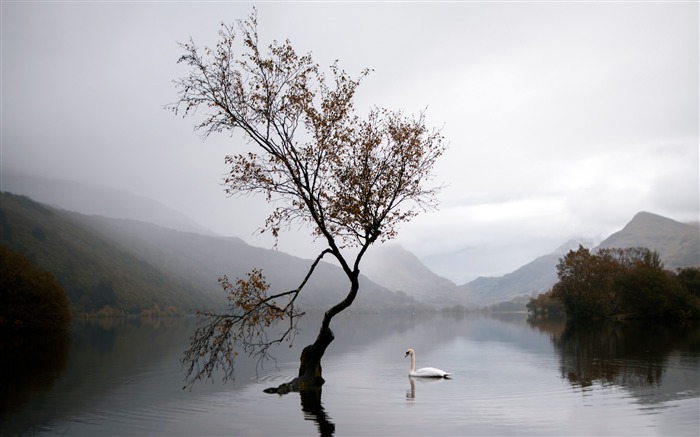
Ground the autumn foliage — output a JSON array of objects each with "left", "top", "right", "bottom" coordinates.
[
  {"left": 0, "top": 245, "right": 71, "bottom": 332},
  {"left": 172, "top": 13, "right": 443, "bottom": 248},
  {"left": 528, "top": 245, "right": 700, "bottom": 322}
]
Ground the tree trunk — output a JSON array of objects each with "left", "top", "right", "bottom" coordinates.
[
  {"left": 264, "top": 276, "right": 359, "bottom": 394},
  {"left": 263, "top": 325, "right": 334, "bottom": 394},
  {"left": 296, "top": 325, "right": 334, "bottom": 388}
]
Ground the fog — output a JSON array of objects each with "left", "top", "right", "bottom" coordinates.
[{"left": 2, "top": 2, "right": 698, "bottom": 280}]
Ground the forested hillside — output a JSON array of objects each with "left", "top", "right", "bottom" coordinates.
[
  {"left": 0, "top": 192, "right": 422, "bottom": 316},
  {"left": 0, "top": 192, "right": 221, "bottom": 315},
  {"left": 63, "top": 211, "right": 422, "bottom": 312}
]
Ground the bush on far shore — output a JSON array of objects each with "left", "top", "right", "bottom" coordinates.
[
  {"left": 0, "top": 245, "right": 72, "bottom": 332},
  {"left": 528, "top": 246, "right": 700, "bottom": 323}
]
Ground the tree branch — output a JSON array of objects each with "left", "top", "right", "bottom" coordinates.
[{"left": 181, "top": 249, "right": 332, "bottom": 388}]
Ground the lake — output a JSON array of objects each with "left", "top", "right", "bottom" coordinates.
[{"left": 2, "top": 312, "right": 698, "bottom": 436}]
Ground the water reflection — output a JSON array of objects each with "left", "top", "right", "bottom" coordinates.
[
  {"left": 1, "top": 317, "right": 200, "bottom": 435},
  {"left": 529, "top": 317, "right": 700, "bottom": 391},
  {"left": 299, "top": 388, "right": 335, "bottom": 437},
  {"left": 4, "top": 314, "right": 698, "bottom": 436},
  {"left": 405, "top": 376, "right": 447, "bottom": 401},
  {"left": 407, "top": 376, "right": 415, "bottom": 400},
  {"left": 0, "top": 331, "right": 69, "bottom": 417}
]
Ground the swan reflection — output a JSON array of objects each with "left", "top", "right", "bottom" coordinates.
[
  {"left": 407, "top": 375, "right": 415, "bottom": 400},
  {"left": 406, "top": 375, "right": 448, "bottom": 400}
]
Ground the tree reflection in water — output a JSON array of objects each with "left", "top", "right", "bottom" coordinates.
[
  {"left": 299, "top": 387, "right": 335, "bottom": 437},
  {"left": 528, "top": 317, "right": 700, "bottom": 389},
  {"left": 0, "top": 331, "right": 70, "bottom": 417}
]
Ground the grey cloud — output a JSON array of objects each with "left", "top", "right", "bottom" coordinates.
[{"left": 2, "top": 1, "right": 697, "bottom": 276}]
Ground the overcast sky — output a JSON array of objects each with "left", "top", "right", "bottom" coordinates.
[{"left": 2, "top": 1, "right": 698, "bottom": 278}]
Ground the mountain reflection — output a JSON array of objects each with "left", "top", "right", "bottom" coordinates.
[{"left": 529, "top": 317, "right": 700, "bottom": 389}]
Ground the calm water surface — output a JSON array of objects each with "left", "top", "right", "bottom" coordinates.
[{"left": 2, "top": 313, "right": 698, "bottom": 436}]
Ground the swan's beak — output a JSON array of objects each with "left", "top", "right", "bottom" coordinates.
[{"left": 404, "top": 351, "right": 409, "bottom": 357}]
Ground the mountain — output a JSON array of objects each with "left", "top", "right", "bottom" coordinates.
[
  {"left": 334, "top": 211, "right": 699, "bottom": 309},
  {"left": 0, "top": 192, "right": 221, "bottom": 314},
  {"left": 1, "top": 191, "right": 424, "bottom": 315},
  {"left": 1, "top": 171, "right": 214, "bottom": 236},
  {"left": 456, "top": 212, "right": 699, "bottom": 307},
  {"left": 456, "top": 239, "right": 590, "bottom": 306},
  {"left": 596, "top": 211, "right": 699, "bottom": 268},
  {"left": 65, "top": 211, "right": 423, "bottom": 312},
  {"left": 360, "top": 244, "right": 466, "bottom": 308},
  {"left": 421, "top": 246, "right": 514, "bottom": 285},
  {"left": 5, "top": 172, "right": 696, "bottom": 312}
]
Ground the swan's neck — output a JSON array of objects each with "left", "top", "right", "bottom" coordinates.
[{"left": 409, "top": 353, "right": 416, "bottom": 373}]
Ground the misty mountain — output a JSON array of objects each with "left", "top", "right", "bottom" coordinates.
[
  {"left": 421, "top": 245, "right": 529, "bottom": 285},
  {"left": 361, "top": 244, "right": 467, "bottom": 308},
  {"left": 1, "top": 191, "right": 423, "bottom": 315},
  {"left": 456, "top": 239, "right": 590, "bottom": 306},
  {"left": 4, "top": 171, "right": 697, "bottom": 312},
  {"left": 65, "top": 211, "right": 423, "bottom": 312},
  {"left": 596, "top": 211, "right": 699, "bottom": 268},
  {"left": 2, "top": 170, "right": 214, "bottom": 236},
  {"left": 0, "top": 192, "right": 220, "bottom": 314},
  {"left": 456, "top": 212, "right": 699, "bottom": 307}
]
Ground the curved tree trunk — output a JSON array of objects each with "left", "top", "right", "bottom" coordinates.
[{"left": 265, "top": 276, "right": 359, "bottom": 394}]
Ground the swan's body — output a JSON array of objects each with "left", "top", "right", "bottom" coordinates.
[{"left": 404, "top": 348, "right": 451, "bottom": 378}]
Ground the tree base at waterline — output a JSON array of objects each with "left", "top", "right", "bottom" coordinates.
[{"left": 264, "top": 327, "right": 335, "bottom": 394}]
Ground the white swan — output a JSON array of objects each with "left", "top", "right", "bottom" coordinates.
[{"left": 404, "top": 348, "right": 452, "bottom": 378}]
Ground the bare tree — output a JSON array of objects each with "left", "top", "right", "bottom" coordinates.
[{"left": 170, "top": 9, "right": 446, "bottom": 392}]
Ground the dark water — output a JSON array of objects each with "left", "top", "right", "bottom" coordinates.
[{"left": 1, "top": 313, "right": 698, "bottom": 436}]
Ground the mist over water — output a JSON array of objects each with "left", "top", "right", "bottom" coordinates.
[{"left": 2, "top": 313, "right": 698, "bottom": 436}]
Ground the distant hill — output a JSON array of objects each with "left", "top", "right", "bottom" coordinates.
[
  {"left": 1, "top": 192, "right": 423, "bottom": 316},
  {"left": 0, "top": 192, "right": 221, "bottom": 315},
  {"left": 1, "top": 171, "right": 213, "bottom": 235},
  {"left": 344, "top": 211, "right": 700, "bottom": 309},
  {"left": 456, "top": 239, "right": 590, "bottom": 306},
  {"left": 456, "top": 212, "right": 699, "bottom": 307},
  {"left": 65, "top": 211, "right": 423, "bottom": 312},
  {"left": 5, "top": 173, "right": 696, "bottom": 314},
  {"left": 421, "top": 245, "right": 513, "bottom": 285},
  {"left": 361, "top": 244, "right": 466, "bottom": 308},
  {"left": 596, "top": 211, "right": 699, "bottom": 269}
]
